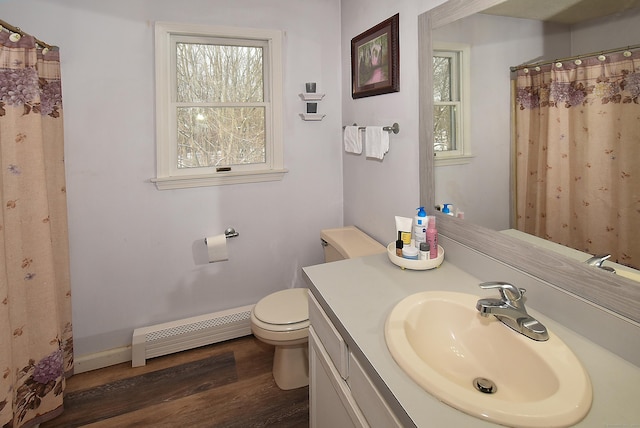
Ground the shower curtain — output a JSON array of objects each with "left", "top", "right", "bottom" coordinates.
[
  {"left": 0, "top": 29, "right": 73, "bottom": 427},
  {"left": 514, "top": 49, "right": 640, "bottom": 270}
]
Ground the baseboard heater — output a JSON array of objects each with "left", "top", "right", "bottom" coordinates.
[{"left": 131, "top": 304, "right": 254, "bottom": 367}]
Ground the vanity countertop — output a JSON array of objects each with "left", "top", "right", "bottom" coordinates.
[{"left": 302, "top": 253, "right": 640, "bottom": 427}]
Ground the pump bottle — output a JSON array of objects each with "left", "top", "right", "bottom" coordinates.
[
  {"left": 442, "top": 204, "right": 454, "bottom": 216},
  {"left": 414, "top": 207, "right": 427, "bottom": 246}
]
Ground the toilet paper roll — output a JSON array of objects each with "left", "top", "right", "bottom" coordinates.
[{"left": 206, "top": 234, "right": 228, "bottom": 263}]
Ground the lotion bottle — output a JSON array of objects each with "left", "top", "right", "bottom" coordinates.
[
  {"left": 442, "top": 204, "right": 454, "bottom": 216},
  {"left": 413, "top": 206, "right": 427, "bottom": 246},
  {"left": 426, "top": 216, "right": 438, "bottom": 259}
]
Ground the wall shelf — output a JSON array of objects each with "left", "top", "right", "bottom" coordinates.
[
  {"left": 299, "top": 113, "right": 326, "bottom": 121},
  {"left": 299, "top": 93, "right": 325, "bottom": 101}
]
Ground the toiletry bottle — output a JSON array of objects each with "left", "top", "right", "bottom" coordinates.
[
  {"left": 442, "top": 204, "right": 454, "bottom": 216},
  {"left": 414, "top": 207, "right": 427, "bottom": 246},
  {"left": 419, "top": 242, "right": 430, "bottom": 260},
  {"left": 402, "top": 245, "right": 419, "bottom": 260},
  {"left": 396, "top": 238, "right": 403, "bottom": 257},
  {"left": 426, "top": 216, "right": 438, "bottom": 259}
]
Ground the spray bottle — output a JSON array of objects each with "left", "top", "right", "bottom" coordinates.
[{"left": 426, "top": 216, "right": 438, "bottom": 259}]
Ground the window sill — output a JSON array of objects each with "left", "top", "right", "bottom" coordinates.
[
  {"left": 434, "top": 154, "right": 474, "bottom": 167},
  {"left": 151, "top": 169, "right": 288, "bottom": 190}
]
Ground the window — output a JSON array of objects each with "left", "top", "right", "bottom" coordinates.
[
  {"left": 433, "top": 42, "right": 472, "bottom": 165},
  {"left": 153, "top": 22, "right": 286, "bottom": 189}
]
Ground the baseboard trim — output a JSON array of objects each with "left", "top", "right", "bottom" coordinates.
[{"left": 75, "top": 346, "right": 132, "bottom": 374}]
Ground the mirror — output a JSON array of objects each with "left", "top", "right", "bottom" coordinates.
[
  {"left": 419, "top": 0, "right": 640, "bottom": 323},
  {"left": 432, "top": 0, "right": 640, "bottom": 274}
]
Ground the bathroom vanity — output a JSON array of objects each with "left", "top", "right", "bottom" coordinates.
[{"left": 303, "top": 235, "right": 640, "bottom": 427}]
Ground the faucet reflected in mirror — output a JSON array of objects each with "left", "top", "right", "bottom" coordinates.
[{"left": 431, "top": 0, "right": 640, "bottom": 272}]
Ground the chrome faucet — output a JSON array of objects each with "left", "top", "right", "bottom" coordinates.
[
  {"left": 585, "top": 254, "right": 616, "bottom": 273},
  {"left": 476, "top": 281, "right": 549, "bottom": 341}
]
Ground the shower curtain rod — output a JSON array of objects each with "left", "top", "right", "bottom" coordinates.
[
  {"left": 0, "top": 18, "right": 53, "bottom": 50},
  {"left": 510, "top": 43, "right": 640, "bottom": 72}
]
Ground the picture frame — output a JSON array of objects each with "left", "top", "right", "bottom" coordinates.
[{"left": 351, "top": 13, "right": 400, "bottom": 99}]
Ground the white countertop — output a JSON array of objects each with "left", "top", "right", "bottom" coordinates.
[{"left": 303, "top": 252, "right": 640, "bottom": 427}]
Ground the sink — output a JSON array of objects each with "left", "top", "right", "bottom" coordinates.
[{"left": 385, "top": 291, "right": 592, "bottom": 427}]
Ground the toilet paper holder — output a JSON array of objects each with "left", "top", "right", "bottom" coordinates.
[{"left": 204, "top": 227, "right": 239, "bottom": 245}]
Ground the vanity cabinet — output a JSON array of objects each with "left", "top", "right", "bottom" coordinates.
[{"left": 308, "top": 291, "right": 401, "bottom": 428}]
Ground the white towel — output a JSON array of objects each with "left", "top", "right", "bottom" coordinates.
[
  {"left": 343, "top": 126, "right": 362, "bottom": 154},
  {"left": 364, "top": 126, "right": 389, "bottom": 160}
]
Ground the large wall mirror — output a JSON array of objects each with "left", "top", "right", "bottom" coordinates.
[{"left": 419, "top": 0, "right": 640, "bottom": 323}]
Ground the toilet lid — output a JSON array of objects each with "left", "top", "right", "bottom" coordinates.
[{"left": 254, "top": 288, "right": 309, "bottom": 325}]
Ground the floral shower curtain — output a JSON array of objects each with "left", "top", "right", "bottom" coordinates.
[
  {"left": 514, "top": 48, "right": 640, "bottom": 270},
  {"left": 0, "top": 29, "right": 73, "bottom": 427}
]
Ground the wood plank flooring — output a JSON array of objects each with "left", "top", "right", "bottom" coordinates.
[{"left": 40, "top": 335, "right": 309, "bottom": 428}]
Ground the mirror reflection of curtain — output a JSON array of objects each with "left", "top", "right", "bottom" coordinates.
[
  {"left": 514, "top": 49, "right": 640, "bottom": 270},
  {"left": 0, "top": 30, "right": 73, "bottom": 427}
]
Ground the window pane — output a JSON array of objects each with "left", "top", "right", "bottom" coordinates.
[
  {"left": 433, "top": 56, "right": 452, "bottom": 102},
  {"left": 176, "top": 42, "right": 264, "bottom": 103},
  {"left": 177, "top": 107, "right": 266, "bottom": 168},
  {"left": 433, "top": 105, "right": 457, "bottom": 151}
]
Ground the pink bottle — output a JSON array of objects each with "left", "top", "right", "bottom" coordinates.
[{"left": 426, "top": 216, "right": 438, "bottom": 259}]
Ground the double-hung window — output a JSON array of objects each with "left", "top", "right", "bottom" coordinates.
[
  {"left": 433, "top": 42, "right": 472, "bottom": 165},
  {"left": 154, "top": 22, "right": 286, "bottom": 189}
]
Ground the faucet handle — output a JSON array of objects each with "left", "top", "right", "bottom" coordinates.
[{"left": 479, "top": 281, "right": 525, "bottom": 302}]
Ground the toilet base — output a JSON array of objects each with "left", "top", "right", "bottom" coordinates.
[{"left": 272, "top": 341, "right": 309, "bottom": 390}]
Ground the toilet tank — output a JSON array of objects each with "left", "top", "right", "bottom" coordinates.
[{"left": 320, "top": 226, "right": 386, "bottom": 262}]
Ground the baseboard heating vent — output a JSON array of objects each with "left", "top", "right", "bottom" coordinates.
[{"left": 131, "top": 304, "right": 254, "bottom": 367}]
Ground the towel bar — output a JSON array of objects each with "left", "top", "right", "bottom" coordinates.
[{"left": 342, "top": 122, "right": 399, "bottom": 134}]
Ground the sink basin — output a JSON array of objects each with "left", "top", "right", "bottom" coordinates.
[{"left": 385, "top": 291, "right": 592, "bottom": 427}]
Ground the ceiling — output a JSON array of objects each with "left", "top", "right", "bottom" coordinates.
[{"left": 481, "top": 0, "right": 640, "bottom": 25}]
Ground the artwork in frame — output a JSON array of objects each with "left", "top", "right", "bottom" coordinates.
[{"left": 351, "top": 13, "right": 399, "bottom": 99}]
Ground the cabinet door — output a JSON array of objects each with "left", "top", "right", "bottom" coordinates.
[
  {"left": 309, "top": 327, "right": 368, "bottom": 428},
  {"left": 308, "top": 291, "right": 349, "bottom": 378},
  {"left": 348, "top": 353, "right": 402, "bottom": 428}
]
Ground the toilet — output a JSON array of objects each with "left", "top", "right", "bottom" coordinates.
[{"left": 250, "top": 226, "right": 386, "bottom": 390}]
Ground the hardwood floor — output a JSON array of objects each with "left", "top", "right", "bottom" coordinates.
[{"left": 40, "top": 336, "right": 309, "bottom": 428}]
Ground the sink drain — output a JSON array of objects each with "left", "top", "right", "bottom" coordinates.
[{"left": 473, "top": 377, "right": 497, "bottom": 394}]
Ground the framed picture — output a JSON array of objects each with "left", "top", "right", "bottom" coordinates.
[{"left": 351, "top": 13, "right": 399, "bottom": 99}]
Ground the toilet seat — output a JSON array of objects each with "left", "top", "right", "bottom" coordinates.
[{"left": 253, "top": 288, "right": 309, "bottom": 331}]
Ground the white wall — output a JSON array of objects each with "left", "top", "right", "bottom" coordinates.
[
  {"left": 1, "top": 0, "right": 343, "bottom": 357},
  {"left": 341, "top": 0, "right": 448, "bottom": 245},
  {"left": 571, "top": 8, "right": 640, "bottom": 53}
]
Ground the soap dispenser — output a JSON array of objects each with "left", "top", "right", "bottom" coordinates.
[
  {"left": 414, "top": 207, "right": 427, "bottom": 246},
  {"left": 442, "top": 204, "right": 454, "bottom": 216}
]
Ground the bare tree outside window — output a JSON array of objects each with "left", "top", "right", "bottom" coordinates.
[
  {"left": 175, "top": 42, "right": 266, "bottom": 169},
  {"left": 433, "top": 54, "right": 456, "bottom": 152}
]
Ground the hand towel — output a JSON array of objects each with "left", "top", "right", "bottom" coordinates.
[
  {"left": 343, "top": 125, "right": 362, "bottom": 154},
  {"left": 365, "top": 126, "right": 389, "bottom": 160}
]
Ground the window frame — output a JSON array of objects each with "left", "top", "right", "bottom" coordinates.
[
  {"left": 433, "top": 42, "right": 473, "bottom": 166},
  {"left": 153, "top": 22, "right": 287, "bottom": 189}
]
